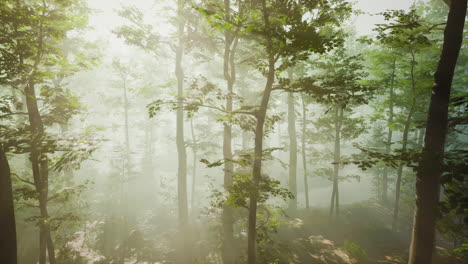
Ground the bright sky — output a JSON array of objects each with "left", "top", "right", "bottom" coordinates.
[
  {"left": 354, "top": 0, "right": 417, "bottom": 35},
  {"left": 84, "top": 0, "right": 419, "bottom": 52}
]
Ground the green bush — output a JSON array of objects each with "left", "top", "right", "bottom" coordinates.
[{"left": 343, "top": 240, "right": 368, "bottom": 261}]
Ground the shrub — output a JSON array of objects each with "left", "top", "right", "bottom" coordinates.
[{"left": 343, "top": 240, "right": 368, "bottom": 261}]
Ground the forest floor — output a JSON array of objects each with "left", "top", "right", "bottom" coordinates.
[{"left": 270, "top": 201, "right": 466, "bottom": 264}]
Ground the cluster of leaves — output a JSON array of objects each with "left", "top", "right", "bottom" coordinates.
[
  {"left": 113, "top": 6, "right": 160, "bottom": 55},
  {"left": 40, "top": 86, "right": 84, "bottom": 126},
  {"left": 201, "top": 147, "right": 284, "bottom": 169},
  {"left": 281, "top": 51, "right": 375, "bottom": 108},
  {"left": 351, "top": 143, "right": 421, "bottom": 170},
  {"left": 49, "top": 128, "right": 102, "bottom": 172},
  {"left": 210, "top": 172, "right": 293, "bottom": 210},
  {"left": 256, "top": 206, "right": 292, "bottom": 264},
  {"left": 374, "top": 9, "right": 435, "bottom": 50}
]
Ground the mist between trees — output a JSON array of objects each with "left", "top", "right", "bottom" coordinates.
[{"left": 0, "top": 0, "right": 466, "bottom": 264}]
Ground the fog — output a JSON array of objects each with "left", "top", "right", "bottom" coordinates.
[{"left": 0, "top": 0, "right": 466, "bottom": 264}]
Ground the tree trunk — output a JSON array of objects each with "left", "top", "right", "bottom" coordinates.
[
  {"left": 248, "top": 63, "right": 275, "bottom": 264},
  {"left": 119, "top": 67, "right": 131, "bottom": 264},
  {"left": 330, "top": 106, "right": 343, "bottom": 221},
  {"left": 301, "top": 95, "right": 310, "bottom": 209},
  {"left": 0, "top": 145, "right": 17, "bottom": 264},
  {"left": 175, "top": 0, "right": 189, "bottom": 260},
  {"left": 190, "top": 118, "right": 197, "bottom": 211},
  {"left": 392, "top": 100, "right": 416, "bottom": 232},
  {"left": 24, "top": 83, "right": 56, "bottom": 264},
  {"left": 392, "top": 50, "right": 418, "bottom": 232},
  {"left": 221, "top": 4, "right": 236, "bottom": 262},
  {"left": 382, "top": 56, "right": 396, "bottom": 206},
  {"left": 287, "top": 71, "right": 297, "bottom": 212},
  {"left": 123, "top": 75, "right": 130, "bottom": 166},
  {"left": 409, "top": 1, "right": 466, "bottom": 263}
]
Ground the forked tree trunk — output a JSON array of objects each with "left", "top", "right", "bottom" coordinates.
[
  {"left": 0, "top": 145, "right": 17, "bottom": 264},
  {"left": 409, "top": 1, "right": 466, "bottom": 263},
  {"left": 330, "top": 106, "right": 343, "bottom": 221}
]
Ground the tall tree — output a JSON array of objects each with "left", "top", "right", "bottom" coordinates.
[
  {"left": 300, "top": 94, "right": 310, "bottom": 209},
  {"left": 287, "top": 70, "right": 298, "bottom": 212},
  {"left": 301, "top": 51, "right": 373, "bottom": 221},
  {"left": 221, "top": 1, "right": 240, "bottom": 263},
  {"left": 374, "top": 9, "right": 436, "bottom": 231},
  {"left": 409, "top": 0, "right": 467, "bottom": 263},
  {"left": 175, "top": 0, "right": 189, "bottom": 243},
  {"left": 242, "top": 1, "right": 352, "bottom": 262}
]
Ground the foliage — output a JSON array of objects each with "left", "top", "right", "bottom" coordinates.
[{"left": 342, "top": 240, "right": 368, "bottom": 261}]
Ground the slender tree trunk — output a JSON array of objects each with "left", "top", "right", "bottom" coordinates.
[
  {"left": 175, "top": 0, "right": 189, "bottom": 260},
  {"left": 392, "top": 50, "right": 418, "bottom": 232},
  {"left": 248, "top": 64, "right": 275, "bottom": 264},
  {"left": 222, "top": 2, "right": 241, "bottom": 262},
  {"left": 123, "top": 77, "right": 130, "bottom": 165},
  {"left": 222, "top": 0, "right": 234, "bottom": 261},
  {"left": 409, "top": 1, "right": 466, "bottom": 263},
  {"left": 392, "top": 101, "right": 416, "bottom": 232},
  {"left": 287, "top": 71, "right": 297, "bottom": 212},
  {"left": 247, "top": 1, "right": 275, "bottom": 262},
  {"left": 0, "top": 145, "right": 17, "bottom": 264},
  {"left": 301, "top": 95, "right": 310, "bottom": 209},
  {"left": 330, "top": 106, "right": 343, "bottom": 221},
  {"left": 190, "top": 118, "right": 197, "bottom": 211},
  {"left": 25, "top": 83, "right": 56, "bottom": 264},
  {"left": 382, "top": 56, "right": 396, "bottom": 206},
  {"left": 119, "top": 70, "right": 131, "bottom": 264}
]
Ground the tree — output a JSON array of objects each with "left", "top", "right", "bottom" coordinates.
[
  {"left": 373, "top": 9, "right": 437, "bottom": 231},
  {"left": 300, "top": 94, "right": 310, "bottom": 209},
  {"left": 220, "top": 1, "right": 241, "bottom": 262},
  {"left": 0, "top": 1, "right": 95, "bottom": 263},
  {"left": 409, "top": 0, "right": 467, "bottom": 263},
  {"left": 287, "top": 70, "right": 298, "bottom": 212},
  {"left": 241, "top": 1, "right": 351, "bottom": 262},
  {"left": 114, "top": 3, "right": 191, "bottom": 259},
  {"left": 0, "top": 145, "right": 16, "bottom": 264},
  {"left": 297, "top": 50, "right": 373, "bottom": 221}
]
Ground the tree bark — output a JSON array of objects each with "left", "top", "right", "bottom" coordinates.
[
  {"left": 0, "top": 145, "right": 17, "bottom": 264},
  {"left": 301, "top": 95, "right": 310, "bottom": 209},
  {"left": 287, "top": 71, "right": 297, "bottom": 212},
  {"left": 409, "top": 1, "right": 466, "bottom": 263}
]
